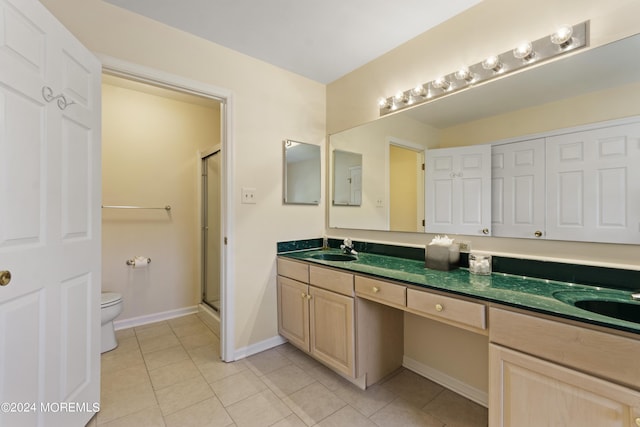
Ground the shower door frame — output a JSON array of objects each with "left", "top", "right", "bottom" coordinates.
[
  {"left": 201, "top": 146, "right": 222, "bottom": 313},
  {"left": 100, "top": 55, "right": 236, "bottom": 362}
]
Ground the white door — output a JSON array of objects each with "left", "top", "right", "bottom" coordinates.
[
  {"left": 426, "top": 145, "right": 491, "bottom": 235},
  {"left": 546, "top": 122, "right": 640, "bottom": 244},
  {"left": 492, "top": 139, "right": 545, "bottom": 239},
  {"left": 0, "top": 1, "right": 102, "bottom": 426}
]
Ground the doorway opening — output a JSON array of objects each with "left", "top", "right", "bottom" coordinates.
[
  {"left": 388, "top": 140, "right": 426, "bottom": 232},
  {"left": 101, "top": 59, "right": 233, "bottom": 360}
]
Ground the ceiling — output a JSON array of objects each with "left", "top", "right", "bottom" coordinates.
[{"left": 103, "top": 0, "right": 482, "bottom": 84}]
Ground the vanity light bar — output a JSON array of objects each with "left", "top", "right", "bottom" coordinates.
[{"left": 378, "top": 21, "right": 589, "bottom": 116}]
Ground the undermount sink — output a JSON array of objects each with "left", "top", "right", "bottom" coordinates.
[
  {"left": 310, "top": 253, "right": 357, "bottom": 262},
  {"left": 553, "top": 290, "right": 640, "bottom": 323}
]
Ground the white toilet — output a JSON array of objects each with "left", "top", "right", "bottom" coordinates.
[{"left": 101, "top": 292, "right": 123, "bottom": 353}]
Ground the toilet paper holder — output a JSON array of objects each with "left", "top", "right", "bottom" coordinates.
[{"left": 126, "top": 257, "right": 151, "bottom": 266}]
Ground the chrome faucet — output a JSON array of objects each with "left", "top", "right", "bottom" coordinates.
[
  {"left": 340, "top": 238, "right": 358, "bottom": 255},
  {"left": 632, "top": 293, "right": 640, "bottom": 301}
]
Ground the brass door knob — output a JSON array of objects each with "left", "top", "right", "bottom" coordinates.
[
  {"left": 534, "top": 230, "right": 543, "bottom": 237},
  {"left": 435, "top": 303, "right": 444, "bottom": 312},
  {"left": 0, "top": 270, "right": 11, "bottom": 286}
]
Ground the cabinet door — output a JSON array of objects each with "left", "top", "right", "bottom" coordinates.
[
  {"left": 277, "top": 276, "right": 310, "bottom": 352},
  {"left": 426, "top": 144, "right": 492, "bottom": 235},
  {"left": 492, "top": 139, "right": 545, "bottom": 239},
  {"left": 309, "top": 286, "right": 355, "bottom": 377},
  {"left": 546, "top": 122, "right": 640, "bottom": 243},
  {"left": 490, "top": 344, "right": 640, "bottom": 427}
]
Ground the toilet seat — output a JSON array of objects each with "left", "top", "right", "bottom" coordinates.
[{"left": 101, "top": 292, "right": 122, "bottom": 308}]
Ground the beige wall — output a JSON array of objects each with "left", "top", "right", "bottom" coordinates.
[
  {"left": 41, "top": 0, "right": 326, "bottom": 353},
  {"left": 102, "top": 79, "right": 219, "bottom": 322},
  {"left": 327, "top": 0, "right": 640, "bottom": 134}
]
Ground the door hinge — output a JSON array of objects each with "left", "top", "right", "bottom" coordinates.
[
  {"left": 422, "top": 163, "right": 425, "bottom": 171},
  {"left": 422, "top": 219, "right": 425, "bottom": 226},
  {"left": 224, "top": 237, "right": 228, "bottom": 245}
]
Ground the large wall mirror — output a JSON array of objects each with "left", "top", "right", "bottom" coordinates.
[
  {"left": 283, "top": 140, "right": 321, "bottom": 205},
  {"left": 329, "top": 33, "right": 640, "bottom": 241}
]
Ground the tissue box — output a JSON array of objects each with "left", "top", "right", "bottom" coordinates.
[{"left": 425, "top": 244, "right": 460, "bottom": 271}]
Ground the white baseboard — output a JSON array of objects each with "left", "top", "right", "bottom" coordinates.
[
  {"left": 113, "top": 306, "right": 199, "bottom": 330},
  {"left": 233, "top": 335, "right": 287, "bottom": 360},
  {"left": 403, "top": 356, "right": 488, "bottom": 407}
]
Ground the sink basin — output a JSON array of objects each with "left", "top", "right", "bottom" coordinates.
[
  {"left": 573, "top": 300, "right": 640, "bottom": 323},
  {"left": 310, "top": 253, "right": 357, "bottom": 262},
  {"left": 553, "top": 290, "right": 640, "bottom": 323}
]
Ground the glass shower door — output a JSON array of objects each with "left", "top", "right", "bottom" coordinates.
[{"left": 202, "top": 150, "right": 221, "bottom": 312}]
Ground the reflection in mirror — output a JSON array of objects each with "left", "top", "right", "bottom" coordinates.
[
  {"left": 330, "top": 112, "right": 437, "bottom": 231},
  {"left": 332, "top": 150, "right": 362, "bottom": 206},
  {"left": 329, "top": 33, "right": 640, "bottom": 240},
  {"left": 283, "top": 140, "right": 320, "bottom": 205},
  {"left": 389, "top": 143, "right": 425, "bottom": 232}
]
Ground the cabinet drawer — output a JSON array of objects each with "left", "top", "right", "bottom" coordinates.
[
  {"left": 355, "top": 276, "right": 406, "bottom": 307},
  {"left": 277, "top": 257, "right": 309, "bottom": 283},
  {"left": 490, "top": 308, "right": 640, "bottom": 389},
  {"left": 407, "top": 289, "right": 486, "bottom": 331},
  {"left": 309, "top": 265, "right": 353, "bottom": 296}
]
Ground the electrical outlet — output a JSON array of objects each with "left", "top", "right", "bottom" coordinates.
[
  {"left": 457, "top": 240, "right": 471, "bottom": 252},
  {"left": 241, "top": 187, "right": 256, "bottom": 204}
]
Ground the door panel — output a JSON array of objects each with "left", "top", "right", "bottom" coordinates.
[{"left": 0, "top": 1, "right": 101, "bottom": 426}]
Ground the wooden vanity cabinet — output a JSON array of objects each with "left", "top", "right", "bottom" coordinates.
[
  {"left": 489, "top": 307, "right": 640, "bottom": 427},
  {"left": 277, "top": 258, "right": 403, "bottom": 386}
]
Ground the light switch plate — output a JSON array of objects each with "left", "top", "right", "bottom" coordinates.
[{"left": 241, "top": 187, "right": 256, "bottom": 204}]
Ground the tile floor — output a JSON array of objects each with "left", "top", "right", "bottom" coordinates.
[{"left": 86, "top": 314, "right": 487, "bottom": 427}]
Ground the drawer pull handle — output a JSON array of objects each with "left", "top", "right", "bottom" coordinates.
[
  {"left": 435, "top": 303, "right": 444, "bottom": 312},
  {"left": 372, "top": 286, "right": 380, "bottom": 293}
]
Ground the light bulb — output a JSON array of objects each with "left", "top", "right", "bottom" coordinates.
[
  {"left": 378, "top": 97, "right": 390, "bottom": 109},
  {"left": 513, "top": 42, "right": 535, "bottom": 61},
  {"left": 411, "top": 85, "right": 427, "bottom": 97},
  {"left": 455, "top": 67, "right": 474, "bottom": 83},
  {"left": 394, "top": 91, "right": 408, "bottom": 104},
  {"left": 482, "top": 55, "right": 503, "bottom": 72},
  {"left": 551, "top": 25, "right": 574, "bottom": 48},
  {"left": 432, "top": 77, "right": 451, "bottom": 90}
]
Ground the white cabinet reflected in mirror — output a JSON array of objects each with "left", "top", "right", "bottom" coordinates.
[
  {"left": 283, "top": 140, "right": 321, "bottom": 205},
  {"left": 332, "top": 150, "right": 362, "bottom": 206}
]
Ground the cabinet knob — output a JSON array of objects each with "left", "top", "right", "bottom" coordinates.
[
  {"left": 0, "top": 270, "right": 11, "bottom": 287},
  {"left": 306, "top": 294, "right": 312, "bottom": 300},
  {"left": 481, "top": 228, "right": 490, "bottom": 235},
  {"left": 435, "top": 303, "right": 444, "bottom": 312},
  {"left": 372, "top": 286, "right": 380, "bottom": 293},
  {"left": 301, "top": 292, "right": 306, "bottom": 299},
  {"left": 635, "top": 418, "right": 640, "bottom": 427},
  {"left": 534, "top": 230, "right": 543, "bottom": 237}
]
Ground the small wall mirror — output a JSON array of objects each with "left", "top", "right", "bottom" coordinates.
[
  {"left": 283, "top": 140, "right": 321, "bottom": 205},
  {"left": 332, "top": 150, "right": 362, "bottom": 206}
]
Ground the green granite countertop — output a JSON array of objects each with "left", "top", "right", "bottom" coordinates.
[{"left": 279, "top": 249, "right": 640, "bottom": 335}]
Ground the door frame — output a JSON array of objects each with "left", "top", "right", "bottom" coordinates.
[{"left": 100, "top": 55, "right": 236, "bottom": 361}]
